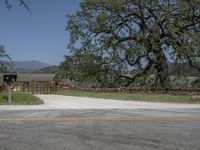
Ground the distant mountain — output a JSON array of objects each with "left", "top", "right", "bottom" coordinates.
[
  {"left": 14, "top": 60, "right": 50, "bottom": 70},
  {"left": 12, "top": 60, "right": 51, "bottom": 73},
  {"left": 12, "top": 68, "right": 36, "bottom": 73},
  {"left": 33, "top": 65, "right": 59, "bottom": 74}
]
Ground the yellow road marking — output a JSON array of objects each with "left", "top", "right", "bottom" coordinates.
[{"left": 0, "top": 115, "right": 200, "bottom": 122}]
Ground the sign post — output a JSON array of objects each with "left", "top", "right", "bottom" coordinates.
[
  {"left": 7, "top": 82, "right": 12, "bottom": 104},
  {"left": 3, "top": 75, "right": 17, "bottom": 104}
]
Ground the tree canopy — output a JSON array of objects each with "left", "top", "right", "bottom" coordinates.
[
  {"left": 61, "top": 0, "right": 200, "bottom": 87},
  {"left": 0, "top": 45, "right": 13, "bottom": 73}
]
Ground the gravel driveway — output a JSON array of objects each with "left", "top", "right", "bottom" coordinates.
[{"left": 0, "top": 94, "right": 200, "bottom": 110}]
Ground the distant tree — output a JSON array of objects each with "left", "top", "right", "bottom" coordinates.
[
  {"left": 0, "top": 45, "right": 13, "bottom": 72},
  {"left": 58, "top": 53, "right": 123, "bottom": 87},
  {"left": 65, "top": 0, "right": 200, "bottom": 88},
  {"left": 58, "top": 53, "right": 106, "bottom": 83}
]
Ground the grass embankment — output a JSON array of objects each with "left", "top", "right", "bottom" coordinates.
[
  {"left": 0, "top": 92, "right": 43, "bottom": 105},
  {"left": 55, "top": 90, "right": 200, "bottom": 104}
]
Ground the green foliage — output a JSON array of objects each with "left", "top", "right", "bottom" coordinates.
[
  {"left": 55, "top": 90, "right": 200, "bottom": 104},
  {"left": 0, "top": 45, "right": 13, "bottom": 73},
  {"left": 0, "top": 92, "right": 43, "bottom": 105},
  {"left": 63, "top": 0, "right": 200, "bottom": 87},
  {"left": 57, "top": 53, "right": 121, "bottom": 87}
]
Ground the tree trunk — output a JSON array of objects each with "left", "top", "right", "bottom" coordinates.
[{"left": 155, "top": 50, "right": 170, "bottom": 88}]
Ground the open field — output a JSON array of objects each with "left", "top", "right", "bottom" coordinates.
[
  {"left": 55, "top": 90, "right": 200, "bottom": 104},
  {"left": 0, "top": 92, "right": 43, "bottom": 105}
]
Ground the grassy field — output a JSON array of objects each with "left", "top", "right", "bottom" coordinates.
[
  {"left": 55, "top": 90, "right": 200, "bottom": 104},
  {"left": 0, "top": 92, "right": 43, "bottom": 105}
]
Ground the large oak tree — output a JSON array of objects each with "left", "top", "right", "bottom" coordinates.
[{"left": 65, "top": 0, "right": 199, "bottom": 87}]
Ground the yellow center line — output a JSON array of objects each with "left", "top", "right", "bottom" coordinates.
[{"left": 0, "top": 115, "right": 200, "bottom": 122}]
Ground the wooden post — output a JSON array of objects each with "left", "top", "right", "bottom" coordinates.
[
  {"left": 32, "top": 80, "right": 36, "bottom": 94},
  {"left": 38, "top": 82, "right": 40, "bottom": 94},
  {"left": 42, "top": 82, "right": 45, "bottom": 94},
  {"left": 7, "top": 83, "right": 12, "bottom": 104},
  {"left": 22, "top": 83, "right": 25, "bottom": 92},
  {"left": 52, "top": 80, "right": 55, "bottom": 93},
  {"left": 19, "top": 82, "right": 21, "bottom": 92},
  {"left": 27, "top": 82, "right": 30, "bottom": 93}
]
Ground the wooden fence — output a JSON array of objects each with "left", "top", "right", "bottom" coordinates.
[
  {"left": 73, "top": 87, "right": 200, "bottom": 95},
  {"left": 12, "top": 80, "right": 56, "bottom": 94},
  {"left": 10, "top": 80, "right": 200, "bottom": 95}
]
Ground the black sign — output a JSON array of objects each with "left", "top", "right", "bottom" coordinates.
[{"left": 3, "top": 75, "right": 17, "bottom": 83}]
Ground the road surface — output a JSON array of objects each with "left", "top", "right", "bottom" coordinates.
[{"left": 0, "top": 95, "right": 200, "bottom": 150}]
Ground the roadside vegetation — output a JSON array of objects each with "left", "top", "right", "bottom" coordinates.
[
  {"left": 0, "top": 92, "right": 43, "bottom": 105},
  {"left": 55, "top": 90, "right": 200, "bottom": 104}
]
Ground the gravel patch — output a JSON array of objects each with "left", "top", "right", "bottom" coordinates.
[{"left": 0, "top": 94, "right": 199, "bottom": 110}]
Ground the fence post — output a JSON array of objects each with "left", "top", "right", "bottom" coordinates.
[
  {"left": 27, "top": 82, "right": 30, "bottom": 93},
  {"left": 53, "top": 80, "right": 56, "bottom": 92},
  {"left": 7, "top": 83, "right": 12, "bottom": 104},
  {"left": 22, "top": 83, "right": 25, "bottom": 92},
  {"left": 31, "top": 80, "right": 36, "bottom": 94}
]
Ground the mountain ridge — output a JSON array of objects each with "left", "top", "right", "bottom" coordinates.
[
  {"left": 12, "top": 60, "right": 51, "bottom": 73},
  {"left": 33, "top": 65, "right": 59, "bottom": 74}
]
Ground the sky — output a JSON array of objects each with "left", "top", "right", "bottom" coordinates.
[{"left": 0, "top": 0, "right": 81, "bottom": 65}]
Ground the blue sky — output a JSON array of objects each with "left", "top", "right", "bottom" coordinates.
[{"left": 0, "top": 0, "right": 81, "bottom": 65}]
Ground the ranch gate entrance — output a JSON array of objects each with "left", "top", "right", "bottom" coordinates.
[{"left": 12, "top": 80, "right": 56, "bottom": 94}]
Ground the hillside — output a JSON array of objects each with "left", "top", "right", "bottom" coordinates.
[
  {"left": 33, "top": 65, "right": 59, "bottom": 74},
  {"left": 12, "top": 60, "right": 51, "bottom": 73}
]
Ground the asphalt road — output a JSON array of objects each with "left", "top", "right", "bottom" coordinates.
[{"left": 0, "top": 108, "right": 200, "bottom": 150}]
